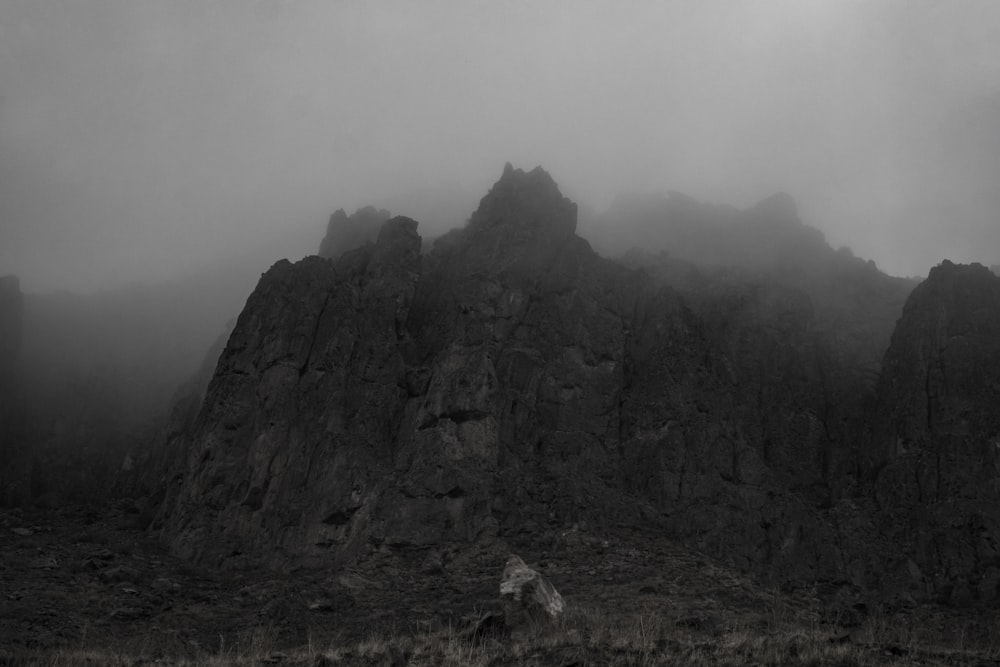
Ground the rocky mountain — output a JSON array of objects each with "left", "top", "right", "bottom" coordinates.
[
  {"left": 317, "top": 206, "right": 391, "bottom": 260},
  {"left": 586, "top": 188, "right": 916, "bottom": 379},
  {"left": 147, "top": 163, "right": 1000, "bottom": 607},
  {"left": 867, "top": 261, "right": 1000, "bottom": 604},
  {"left": 581, "top": 190, "right": 820, "bottom": 271}
]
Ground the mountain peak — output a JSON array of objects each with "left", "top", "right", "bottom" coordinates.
[
  {"left": 926, "top": 259, "right": 997, "bottom": 283},
  {"left": 878, "top": 260, "right": 1000, "bottom": 443},
  {"left": 318, "top": 206, "right": 391, "bottom": 259},
  {"left": 467, "top": 163, "right": 576, "bottom": 240}
]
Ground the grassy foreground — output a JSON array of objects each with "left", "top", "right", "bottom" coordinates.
[
  {"left": 6, "top": 602, "right": 1000, "bottom": 667},
  {"left": 5, "top": 504, "right": 1000, "bottom": 666}
]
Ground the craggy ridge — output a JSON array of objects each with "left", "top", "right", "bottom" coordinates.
[{"left": 134, "top": 164, "right": 1000, "bottom": 608}]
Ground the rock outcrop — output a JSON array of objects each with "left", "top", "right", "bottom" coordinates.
[
  {"left": 499, "top": 555, "right": 565, "bottom": 631},
  {"left": 608, "top": 191, "right": 915, "bottom": 381},
  {"left": 580, "top": 188, "right": 827, "bottom": 272},
  {"left": 164, "top": 216, "right": 422, "bottom": 566},
  {"left": 867, "top": 261, "right": 1000, "bottom": 604},
  {"left": 318, "top": 206, "right": 391, "bottom": 259},
  {"left": 152, "top": 163, "right": 1000, "bottom": 608},
  {"left": 156, "top": 165, "right": 858, "bottom": 585}
]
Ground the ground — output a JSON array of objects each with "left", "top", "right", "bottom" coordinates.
[{"left": 2, "top": 502, "right": 1000, "bottom": 666}]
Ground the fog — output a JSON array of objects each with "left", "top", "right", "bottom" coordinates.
[{"left": 2, "top": 0, "right": 999, "bottom": 292}]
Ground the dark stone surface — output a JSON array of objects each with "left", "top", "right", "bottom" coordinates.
[
  {"left": 150, "top": 164, "right": 1000, "bottom": 607},
  {"left": 867, "top": 261, "right": 1000, "bottom": 604}
]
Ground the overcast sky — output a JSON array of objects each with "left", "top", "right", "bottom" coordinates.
[{"left": 1, "top": 0, "right": 999, "bottom": 291}]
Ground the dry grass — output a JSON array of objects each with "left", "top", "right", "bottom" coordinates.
[{"left": 8, "top": 603, "right": 1000, "bottom": 667}]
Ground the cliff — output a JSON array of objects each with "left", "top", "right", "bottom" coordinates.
[
  {"left": 868, "top": 261, "right": 1000, "bottom": 604},
  {"left": 156, "top": 166, "right": 857, "bottom": 584},
  {"left": 151, "top": 164, "right": 1000, "bottom": 607}
]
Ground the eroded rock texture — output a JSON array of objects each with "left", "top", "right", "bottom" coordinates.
[
  {"left": 155, "top": 163, "right": 1000, "bottom": 605},
  {"left": 868, "top": 261, "right": 1000, "bottom": 604},
  {"left": 164, "top": 216, "right": 421, "bottom": 567}
]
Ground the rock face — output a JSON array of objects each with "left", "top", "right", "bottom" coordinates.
[
  {"left": 164, "top": 216, "right": 423, "bottom": 566},
  {"left": 499, "top": 555, "right": 565, "bottom": 631},
  {"left": 157, "top": 165, "right": 855, "bottom": 582},
  {"left": 867, "top": 261, "right": 1000, "bottom": 604},
  {"left": 153, "top": 163, "right": 1000, "bottom": 606},
  {"left": 318, "top": 206, "right": 391, "bottom": 259}
]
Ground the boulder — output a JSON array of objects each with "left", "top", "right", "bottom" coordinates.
[{"left": 499, "top": 555, "right": 564, "bottom": 631}]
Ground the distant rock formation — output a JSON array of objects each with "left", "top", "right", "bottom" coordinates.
[
  {"left": 579, "top": 188, "right": 827, "bottom": 271},
  {"left": 318, "top": 206, "right": 391, "bottom": 259},
  {"left": 149, "top": 163, "right": 1000, "bottom": 607},
  {"left": 611, "top": 190, "right": 916, "bottom": 393},
  {"left": 164, "top": 216, "right": 423, "bottom": 566},
  {"left": 151, "top": 166, "right": 847, "bottom": 579}
]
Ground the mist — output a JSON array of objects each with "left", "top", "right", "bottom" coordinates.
[
  {"left": 7, "top": 3, "right": 1000, "bottom": 651},
  {"left": 1, "top": 0, "right": 999, "bottom": 292}
]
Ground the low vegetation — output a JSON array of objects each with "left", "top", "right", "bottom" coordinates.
[{"left": 8, "top": 602, "right": 1000, "bottom": 667}]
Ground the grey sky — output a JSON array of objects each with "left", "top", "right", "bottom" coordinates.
[{"left": 1, "top": 0, "right": 999, "bottom": 291}]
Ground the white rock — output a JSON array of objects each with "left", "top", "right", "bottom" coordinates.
[{"left": 499, "top": 554, "right": 565, "bottom": 631}]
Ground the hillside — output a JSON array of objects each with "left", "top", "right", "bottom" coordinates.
[{"left": 143, "top": 163, "right": 1000, "bottom": 611}]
